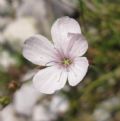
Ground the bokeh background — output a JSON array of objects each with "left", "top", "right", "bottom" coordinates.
[{"left": 0, "top": 0, "right": 120, "bottom": 121}]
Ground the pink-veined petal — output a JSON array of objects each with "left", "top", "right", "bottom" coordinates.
[
  {"left": 67, "top": 33, "right": 88, "bottom": 57},
  {"left": 51, "top": 16, "right": 81, "bottom": 50},
  {"left": 68, "top": 57, "right": 89, "bottom": 86},
  {"left": 22, "top": 35, "right": 56, "bottom": 66},
  {"left": 33, "top": 66, "right": 67, "bottom": 94}
]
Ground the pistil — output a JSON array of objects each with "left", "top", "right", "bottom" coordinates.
[{"left": 62, "top": 58, "right": 72, "bottom": 67}]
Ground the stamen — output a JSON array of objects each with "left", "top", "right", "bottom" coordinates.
[{"left": 62, "top": 58, "right": 72, "bottom": 67}]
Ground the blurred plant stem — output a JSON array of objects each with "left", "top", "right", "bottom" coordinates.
[{"left": 82, "top": 67, "right": 120, "bottom": 95}]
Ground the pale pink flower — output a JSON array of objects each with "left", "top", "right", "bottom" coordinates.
[{"left": 22, "top": 16, "right": 89, "bottom": 94}]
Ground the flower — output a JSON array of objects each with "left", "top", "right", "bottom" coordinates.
[
  {"left": 50, "top": 95, "right": 69, "bottom": 114},
  {"left": 0, "top": 104, "right": 19, "bottom": 121},
  {"left": 22, "top": 16, "right": 89, "bottom": 94},
  {"left": 0, "top": 50, "right": 17, "bottom": 70},
  {"left": 4, "top": 17, "right": 37, "bottom": 51},
  {"left": 32, "top": 105, "right": 56, "bottom": 121},
  {"left": 13, "top": 83, "right": 42, "bottom": 116},
  {"left": 32, "top": 95, "right": 69, "bottom": 121}
]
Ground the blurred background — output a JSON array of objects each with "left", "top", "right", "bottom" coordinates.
[{"left": 0, "top": 0, "right": 120, "bottom": 121}]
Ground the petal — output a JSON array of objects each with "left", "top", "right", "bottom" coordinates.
[
  {"left": 68, "top": 57, "right": 89, "bottom": 86},
  {"left": 51, "top": 16, "right": 81, "bottom": 49},
  {"left": 33, "top": 66, "right": 67, "bottom": 94},
  {"left": 67, "top": 33, "right": 88, "bottom": 57},
  {"left": 22, "top": 35, "right": 56, "bottom": 66}
]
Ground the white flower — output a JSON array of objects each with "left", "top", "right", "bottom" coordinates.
[
  {"left": 32, "top": 105, "right": 55, "bottom": 121},
  {"left": 50, "top": 95, "right": 69, "bottom": 114},
  {"left": 0, "top": 105, "right": 19, "bottom": 121},
  {"left": 23, "top": 16, "right": 89, "bottom": 94},
  {"left": 0, "top": 51, "right": 16, "bottom": 70},
  {"left": 3, "top": 17, "right": 37, "bottom": 50},
  {"left": 13, "top": 83, "right": 42, "bottom": 116}
]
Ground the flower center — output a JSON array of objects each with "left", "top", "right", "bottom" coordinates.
[{"left": 62, "top": 58, "right": 72, "bottom": 66}]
